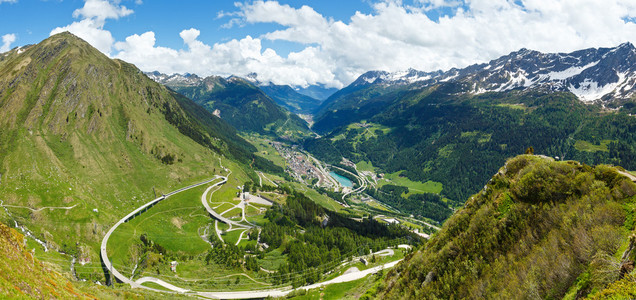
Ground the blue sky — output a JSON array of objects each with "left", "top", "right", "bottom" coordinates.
[{"left": 2, "top": 0, "right": 636, "bottom": 88}]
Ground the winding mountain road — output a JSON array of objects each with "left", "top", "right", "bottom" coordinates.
[
  {"left": 331, "top": 165, "right": 368, "bottom": 200},
  {"left": 101, "top": 174, "right": 405, "bottom": 298},
  {"left": 201, "top": 177, "right": 251, "bottom": 229},
  {"left": 100, "top": 176, "right": 225, "bottom": 291},
  {"left": 195, "top": 259, "right": 403, "bottom": 299}
]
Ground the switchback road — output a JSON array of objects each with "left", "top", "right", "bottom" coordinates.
[{"left": 100, "top": 176, "right": 224, "bottom": 292}]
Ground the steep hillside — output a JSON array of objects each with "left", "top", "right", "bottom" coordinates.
[
  {"left": 378, "top": 155, "right": 636, "bottom": 299},
  {"left": 0, "top": 221, "right": 91, "bottom": 298},
  {"left": 312, "top": 71, "right": 412, "bottom": 133},
  {"left": 0, "top": 32, "right": 276, "bottom": 280},
  {"left": 259, "top": 83, "right": 321, "bottom": 115},
  {"left": 0, "top": 221, "right": 176, "bottom": 298},
  {"left": 148, "top": 72, "right": 313, "bottom": 141}
]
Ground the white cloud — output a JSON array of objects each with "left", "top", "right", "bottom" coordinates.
[
  {"left": 50, "top": 0, "right": 133, "bottom": 55},
  {"left": 0, "top": 33, "right": 16, "bottom": 52},
  {"left": 0, "top": 0, "right": 17, "bottom": 3},
  {"left": 72, "top": 0, "right": 132, "bottom": 24},
  {"left": 113, "top": 28, "right": 339, "bottom": 88},
  {"left": 179, "top": 28, "right": 201, "bottom": 45},
  {"left": 418, "top": 0, "right": 461, "bottom": 8}
]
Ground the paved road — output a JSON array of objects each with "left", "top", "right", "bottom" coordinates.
[
  {"left": 306, "top": 152, "right": 339, "bottom": 187},
  {"left": 0, "top": 203, "right": 78, "bottom": 212},
  {"left": 101, "top": 175, "right": 405, "bottom": 298},
  {"left": 619, "top": 170, "right": 636, "bottom": 182},
  {"left": 258, "top": 171, "right": 279, "bottom": 187},
  {"left": 331, "top": 165, "right": 367, "bottom": 200},
  {"left": 201, "top": 178, "right": 251, "bottom": 229},
  {"left": 134, "top": 277, "right": 190, "bottom": 293},
  {"left": 100, "top": 176, "right": 224, "bottom": 290},
  {"left": 195, "top": 258, "right": 403, "bottom": 299}
]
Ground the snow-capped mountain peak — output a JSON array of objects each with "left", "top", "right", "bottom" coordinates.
[
  {"left": 351, "top": 43, "right": 636, "bottom": 103},
  {"left": 351, "top": 69, "right": 442, "bottom": 87},
  {"left": 145, "top": 71, "right": 203, "bottom": 86}
]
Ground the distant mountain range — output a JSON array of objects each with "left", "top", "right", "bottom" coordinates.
[
  {"left": 146, "top": 71, "right": 333, "bottom": 116},
  {"left": 314, "top": 43, "right": 636, "bottom": 133},
  {"left": 258, "top": 84, "right": 321, "bottom": 115},
  {"left": 294, "top": 85, "right": 339, "bottom": 101},
  {"left": 353, "top": 42, "right": 636, "bottom": 101},
  {"left": 146, "top": 71, "right": 314, "bottom": 141}
]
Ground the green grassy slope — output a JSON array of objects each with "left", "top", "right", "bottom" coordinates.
[
  {"left": 377, "top": 155, "right": 636, "bottom": 299},
  {"left": 0, "top": 32, "right": 268, "bottom": 281},
  {"left": 0, "top": 221, "right": 91, "bottom": 298},
  {"left": 0, "top": 221, "right": 183, "bottom": 299}
]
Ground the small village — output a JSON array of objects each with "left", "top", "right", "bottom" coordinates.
[{"left": 270, "top": 141, "right": 338, "bottom": 190}]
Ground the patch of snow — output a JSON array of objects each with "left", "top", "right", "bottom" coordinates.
[
  {"left": 488, "top": 70, "right": 534, "bottom": 92},
  {"left": 381, "top": 70, "right": 406, "bottom": 81},
  {"left": 568, "top": 72, "right": 626, "bottom": 102},
  {"left": 440, "top": 73, "right": 458, "bottom": 82},
  {"left": 509, "top": 70, "right": 533, "bottom": 88},
  {"left": 546, "top": 61, "right": 599, "bottom": 80},
  {"left": 378, "top": 69, "right": 431, "bottom": 84},
  {"left": 473, "top": 87, "right": 488, "bottom": 94},
  {"left": 363, "top": 76, "right": 377, "bottom": 84},
  {"left": 401, "top": 73, "right": 431, "bottom": 83}
]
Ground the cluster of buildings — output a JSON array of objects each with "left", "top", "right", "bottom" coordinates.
[{"left": 271, "top": 142, "right": 333, "bottom": 188}]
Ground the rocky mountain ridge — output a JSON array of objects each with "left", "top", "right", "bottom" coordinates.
[
  {"left": 355, "top": 42, "right": 636, "bottom": 103},
  {"left": 146, "top": 71, "right": 324, "bottom": 115},
  {"left": 146, "top": 71, "right": 313, "bottom": 140}
]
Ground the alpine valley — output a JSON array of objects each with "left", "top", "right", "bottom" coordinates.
[{"left": 2, "top": 18, "right": 636, "bottom": 300}]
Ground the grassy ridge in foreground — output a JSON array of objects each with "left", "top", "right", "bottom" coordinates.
[
  {"left": 0, "top": 221, "right": 187, "bottom": 299},
  {"left": 378, "top": 155, "right": 636, "bottom": 299}
]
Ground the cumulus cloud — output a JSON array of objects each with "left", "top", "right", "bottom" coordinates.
[
  {"left": 415, "top": 0, "right": 462, "bottom": 10},
  {"left": 72, "top": 0, "right": 132, "bottom": 23},
  {"left": 113, "top": 28, "right": 338, "bottom": 87},
  {"left": 0, "top": 33, "right": 16, "bottom": 52},
  {"left": 50, "top": 0, "right": 133, "bottom": 55}
]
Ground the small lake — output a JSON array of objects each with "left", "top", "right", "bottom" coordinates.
[{"left": 329, "top": 171, "right": 353, "bottom": 188}]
